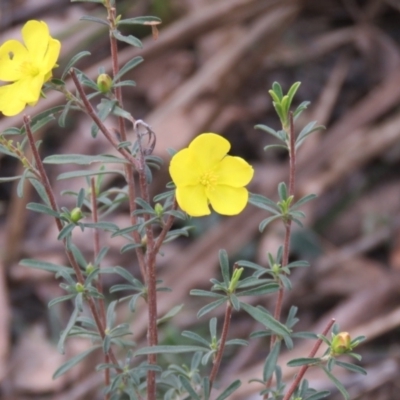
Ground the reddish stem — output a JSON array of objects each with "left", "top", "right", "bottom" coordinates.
[
  {"left": 90, "top": 178, "right": 109, "bottom": 394},
  {"left": 23, "top": 116, "right": 121, "bottom": 372},
  {"left": 283, "top": 319, "right": 336, "bottom": 400},
  {"left": 209, "top": 302, "right": 233, "bottom": 388},
  {"left": 265, "top": 112, "right": 296, "bottom": 397}
]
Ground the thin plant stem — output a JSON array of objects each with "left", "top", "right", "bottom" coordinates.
[
  {"left": 90, "top": 178, "right": 110, "bottom": 396},
  {"left": 69, "top": 69, "right": 139, "bottom": 169},
  {"left": 282, "top": 319, "right": 336, "bottom": 400},
  {"left": 209, "top": 302, "right": 233, "bottom": 388},
  {"left": 105, "top": 5, "right": 159, "bottom": 398},
  {"left": 23, "top": 116, "right": 122, "bottom": 373},
  {"left": 265, "top": 112, "right": 296, "bottom": 397}
]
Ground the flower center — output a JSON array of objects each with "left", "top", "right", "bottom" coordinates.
[
  {"left": 19, "top": 61, "right": 40, "bottom": 77},
  {"left": 199, "top": 170, "right": 218, "bottom": 190}
]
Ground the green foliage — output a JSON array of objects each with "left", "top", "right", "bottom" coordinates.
[{"left": 0, "top": 2, "right": 367, "bottom": 398}]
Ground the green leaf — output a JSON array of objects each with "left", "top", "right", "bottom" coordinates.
[
  {"left": 237, "top": 283, "right": 279, "bottom": 297},
  {"left": 259, "top": 215, "right": 281, "bottom": 232},
  {"left": 26, "top": 202, "right": 60, "bottom": 218},
  {"left": 323, "top": 366, "right": 350, "bottom": 400},
  {"left": 114, "top": 57, "right": 144, "bottom": 82},
  {"left": 182, "top": 331, "right": 210, "bottom": 347},
  {"left": 263, "top": 341, "right": 281, "bottom": 382},
  {"left": 255, "top": 124, "right": 282, "bottom": 141},
  {"left": 197, "top": 298, "right": 226, "bottom": 318},
  {"left": 0, "top": 175, "right": 22, "bottom": 182},
  {"left": 29, "top": 177, "right": 50, "bottom": 205},
  {"left": 179, "top": 376, "right": 201, "bottom": 400},
  {"left": 157, "top": 304, "right": 184, "bottom": 325},
  {"left": 235, "top": 260, "right": 264, "bottom": 271},
  {"left": 61, "top": 51, "right": 91, "bottom": 79},
  {"left": 53, "top": 345, "right": 101, "bottom": 378},
  {"left": 44, "top": 154, "right": 128, "bottom": 165},
  {"left": 91, "top": 99, "right": 117, "bottom": 137},
  {"left": 286, "top": 82, "right": 301, "bottom": 110},
  {"left": 2, "top": 127, "right": 21, "bottom": 135},
  {"left": 82, "top": 222, "right": 119, "bottom": 231},
  {"left": 305, "top": 391, "right": 331, "bottom": 400},
  {"left": 58, "top": 223, "right": 75, "bottom": 240},
  {"left": 80, "top": 15, "right": 109, "bottom": 26},
  {"left": 134, "top": 345, "right": 208, "bottom": 356},
  {"left": 240, "top": 302, "right": 290, "bottom": 337},
  {"left": 117, "top": 16, "right": 162, "bottom": 26},
  {"left": 278, "top": 182, "right": 288, "bottom": 201},
  {"left": 272, "top": 82, "right": 283, "bottom": 100},
  {"left": 58, "top": 169, "right": 124, "bottom": 180},
  {"left": 335, "top": 360, "right": 367, "bottom": 375},
  {"left": 190, "top": 289, "right": 225, "bottom": 298},
  {"left": 287, "top": 357, "right": 321, "bottom": 367},
  {"left": 20, "top": 259, "right": 71, "bottom": 274},
  {"left": 293, "top": 100, "right": 310, "bottom": 119},
  {"left": 113, "top": 80, "right": 136, "bottom": 88},
  {"left": 215, "top": 380, "right": 241, "bottom": 400},
  {"left": 219, "top": 249, "right": 230, "bottom": 285},
  {"left": 112, "top": 30, "right": 142, "bottom": 48},
  {"left": 71, "top": 0, "right": 104, "bottom": 3},
  {"left": 20, "top": 106, "right": 65, "bottom": 134},
  {"left": 58, "top": 307, "right": 79, "bottom": 354},
  {"left": 248, "top": 193, "right": 280, "bottom": 213}
]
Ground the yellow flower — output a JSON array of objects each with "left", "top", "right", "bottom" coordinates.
[
  {"left": 0, "top": 20, "right": 60, "bottom": 116},
  {"left": 169, "top": 133, "right": 254, "bottom": 217}
]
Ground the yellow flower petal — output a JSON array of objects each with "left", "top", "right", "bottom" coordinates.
[
  {"left": 169, "top": 148, "right": 202, "bottom": 186},
  {"left": 176, "top": 185, "right": 211, "bottom": 216},
  {"left": 0, "top": 82, "right": 28, "bottom": 116},
  {"left": 189, "top": 133, "right": 230, "bottom": 170},
  {"left": 22, "top": 21, "right": 51, "bottom": 64},
  {"left": 42, "top": 37, "right": 61, "bottom": 75},
  {"left": 25, "top": 75, "right": 46, "bottom": 105},
  {"left": 215, "top": 156, "right": 254, "bottom": 187},
  {"left": 0, "top": 40, "right": 29, "bottom": 81},
  {"left": 207, "top": 185, "right": 249, "bottom": 215}
]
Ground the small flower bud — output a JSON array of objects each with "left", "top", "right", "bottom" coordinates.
[
  {"left": 331, "top": 332, "right": 351, "bottom": 355},
  {"left": 75, "top": 282, "right": 85, "bottom": 293},
  {"left": 97, "top": 73, "right": 113, "bottom": 93},
  {"left": 228, "top": 267, "right": 244, "bottom": 292},
  {"left": 154, "top": 203, "right": 163, "bottom": 217},
  {"left": 86, "top": 262, "right": 95, "bottom": 275},
  {"left": 70, "top": 207, "right": 83, "bottom": 223},
  {"left": 141, "top": 234, "right": 148, "bottom": 249}
]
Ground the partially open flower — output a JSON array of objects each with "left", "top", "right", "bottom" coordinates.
[
  {"left": 0, "top": 20, "right": 60, "bottom": 116},
  {"left": 169, "top": 133, "right": 254, "bottom": 217}
]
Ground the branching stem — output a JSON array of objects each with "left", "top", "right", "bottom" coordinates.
[{"left": 282, "top": 319, "right": 336, "bottom": 400}]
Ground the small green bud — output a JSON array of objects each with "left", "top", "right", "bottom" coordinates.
[
  {"left": 75, "top": 282, "right": 85, "bottom": 293},
  {"left": 228, "top": 267, "right": 244, "bottom": 292},
  {"left": 272, "top": 263, "right": 281, "bottom": 275},
  {"left": 86, "top": 262, "right": 95, "bottom": 275},
  {"left": 97, "top": 73, "right": 113, "bottom": 93},
  {"left": 331, "top": 332, "right": 351, "bottom": 355},
  {"left": 154, "top": 203, "right": 163, "bottom": 217},
  {"left": 70, "top": 207, "right": 83, "bottom": 223}
]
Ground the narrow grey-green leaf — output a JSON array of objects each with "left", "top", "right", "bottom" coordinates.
[
  {"left": 263, "top": 341, "right": 281, "bottom": 382},
  {"left": 44, "top": 154, "right": 128, "bottom": 165},
  {"left": 179, "top": 376, "right": 201, "bottom": 400},
  {"left": 80, "top": 15, "right": 109, "bottom": 26},
  {"left": 323, "top": 367, "right": 350, "bottom": 400},
  {"left": 240, "top": 302, "right": 290, "bottom": 337},
  {"left": 117, "top": 16, "right": 162, "bottom": 26},
  {"left": 134, "top": 345, "right": 208, "bottom": 356},
  {"left": 197, "top": 298, "right": 226, "bottom": 318},
  {"left": 215, "top": 380, "right": 241, "bottom": 400},
  {"left": 112, "top": 30, "right": 142, "bottom": 48},
  {"left": 114, "top": 56, "right": 144, "bottom": 81},
  {"left": 57, "top": 307, "right": 79, "bottom": 354},
  {"left": 26, "top": 202, "right": 60, "bottom": 217},
  {"left": 61, "top": 51, "right": 90, "bottom": 79},
  {"left": 53, "top": 345, "right": 101, "bottom": 378}
]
